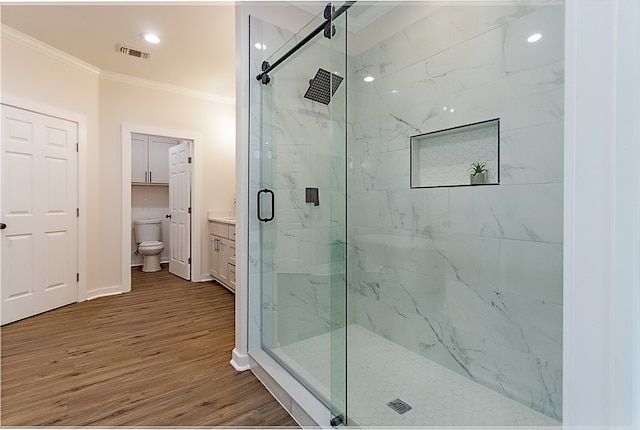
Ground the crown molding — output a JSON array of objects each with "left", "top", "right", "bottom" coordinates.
[
  {"left": 1, "top": 24, "right": 234, "bottom": 105},
  {"left": 1, "top": 24, "right": 101, "bottom": 77}
]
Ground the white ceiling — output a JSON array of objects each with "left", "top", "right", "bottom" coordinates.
[
  {"left": 1, "top": 4, "right": 237, "bottom": 101},
  {"left": 1, "top": 2, "right": 422, "bottom": 102}
]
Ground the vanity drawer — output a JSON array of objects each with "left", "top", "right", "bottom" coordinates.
[
  {"left": 209, "top": 222, "right": 229, "bottom": 238},
  {"left": 229, "top": 243, "right": 236, "bottom": 264}
]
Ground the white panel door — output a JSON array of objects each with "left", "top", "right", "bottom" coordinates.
[
  {"left": 1, "top": 105, "right": 78, "bottom": 325},
  {"left": 168, "top": 142, "right": 191, "bottom": 280}
]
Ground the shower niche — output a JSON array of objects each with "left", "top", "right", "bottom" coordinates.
[{"left": 410, "top": 118, "right": 500, "bottom": 188}]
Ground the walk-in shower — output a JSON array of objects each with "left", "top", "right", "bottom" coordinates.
[{"left": 248, "top": 1, "right": 564, "bottom": 427}]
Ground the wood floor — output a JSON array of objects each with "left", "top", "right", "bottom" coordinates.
[{"left": 1, "top": 266, "right": 299, "bottom": 427}]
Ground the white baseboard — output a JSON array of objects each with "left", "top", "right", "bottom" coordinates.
[
  {"left": 86, "top": 285, "right": 122, "bottom": 301},
  {"left": 130, "top": 258, "right": 169, "bottom": 268},
  {"left": 230, "top": 348, "right": 251, "bottom": 371}
]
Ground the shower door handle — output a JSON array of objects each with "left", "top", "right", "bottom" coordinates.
[{"left": 257, "top": 189, "right": 275, "bottom": 222}]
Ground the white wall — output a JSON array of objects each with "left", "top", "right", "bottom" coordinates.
[{"left": 563, "top": 0, "right": 640, "bottom": 427}]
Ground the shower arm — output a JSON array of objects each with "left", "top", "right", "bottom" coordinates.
[{"left": 256, "top": 1, "right": 355, "bottom": 85}]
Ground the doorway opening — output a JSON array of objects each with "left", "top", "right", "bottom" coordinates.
[
  {"left": 121, "top": 124, "right": 202, "bottom": 293},
  {"left": 130, "top": 133, "right": 183, "bottom": 271}
]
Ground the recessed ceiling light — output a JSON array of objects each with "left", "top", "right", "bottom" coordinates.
[
  {"left": 527, "top": 33, "right": 542, "bottom": 43},
  {"left": 142, "top": 33, "right": 160, "bottom": 44},
  {"left": 391, "top": 89, "right": 398, "bottom": 94},
  {"left": 364, "top": 76, "right": 374, "bottom": 82}
]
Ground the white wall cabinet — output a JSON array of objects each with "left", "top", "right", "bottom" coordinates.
[
  {"left": 209, "top": 221, "right": 236, "bottom": 292},
  {"left": 131, "top": 133, "right": 178, "bottom": 185}
]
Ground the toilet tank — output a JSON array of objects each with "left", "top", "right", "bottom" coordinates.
[{"left": 134, "top": 219, "right": 162, "bottom": 243}]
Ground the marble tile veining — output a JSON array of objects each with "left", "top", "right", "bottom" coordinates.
[{"left": 250, "top": 2, "right": 565, "bottom": 426}]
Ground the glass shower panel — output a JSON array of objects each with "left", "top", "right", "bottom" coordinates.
[
  {"left": 249, "top": 7, "right": 348, "bottom": 422},
  {"left": 345, "top": 1, "right": 564, "bottom": 427},
  {"left": 328, "top": 10, "right": 348, "bottom": 425}
]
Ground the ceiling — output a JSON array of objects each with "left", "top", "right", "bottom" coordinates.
[
  {"left": 0, "top": 2, "right": 414, "bottom": 102},
  {"left": 1, "top": 3, "right": 237, "bottom": 102}
]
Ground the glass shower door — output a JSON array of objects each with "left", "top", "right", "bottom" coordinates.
[{"left": 250, "top": 7, "right": 348, "bottom": 425}]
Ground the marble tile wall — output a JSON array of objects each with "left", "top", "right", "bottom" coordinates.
[
  {"left": 249, "top": 1, "right": 564, "bottom": 423},
  {"left": 347, "top": 3, "right": 564, "bottom": 421},
  {"left": 248, "top": 14, "right": 347, "bottom": 351}
]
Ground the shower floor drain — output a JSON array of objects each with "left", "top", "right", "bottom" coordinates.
[{"left": 387, "top": 398, "right": 412, "bottom": 415}]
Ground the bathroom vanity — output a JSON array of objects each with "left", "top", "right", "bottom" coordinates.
[{"left": 208, "top": 216, "right": 236, "bottom": 292}]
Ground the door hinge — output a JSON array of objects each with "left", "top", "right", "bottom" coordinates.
[
  {"left": 188, "top": 207, "right": 192, "bottom": 214},
  {"left": 76, "top": 208, "right": 79, "bottom": 217},
  {"left": 188, "top": 257, "right": 191, "bottom": 264},
  {"left": 76, "top": 273, "right": 80, "bottom": 282},
  {"left": 76, "top": 142, "right": 79, "bottom": 152},
  {"left": 188, "top": 156, "right": 192, "bottom": 163}
]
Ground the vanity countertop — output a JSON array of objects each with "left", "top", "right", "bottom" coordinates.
[
  {"left": 208, "top": 216, "right": 235, "bottom": 225},
  {"left": 207, "top": 211, "right": 235, "bottom": 225}
]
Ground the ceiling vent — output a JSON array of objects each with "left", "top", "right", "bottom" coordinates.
[{"left": 117, "top": 44, "right": 151, "bottom": 60}]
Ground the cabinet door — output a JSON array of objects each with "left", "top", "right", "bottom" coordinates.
[
  {"left": 210, "top": 235, "right": 220, "bottom": 279},
  {"left": 148, "top": 137, "right": 175, "bottom": 184},
  {"left": 218, "top": 238, "right": 231, "bottom": 285},
  {"left": 131, "top": 134, "right": 148, "bottom": 183},
  {"left": 228, "top": 264, "right": 236, "bottom": 292}
]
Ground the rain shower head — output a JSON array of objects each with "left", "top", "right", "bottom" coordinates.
[{"left": 304, "top": 68, "right": 344, "bottom": 105}]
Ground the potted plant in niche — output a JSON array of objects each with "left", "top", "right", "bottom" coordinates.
[{"left": 468, "top": 162, "right": 488, "bottom": 185}]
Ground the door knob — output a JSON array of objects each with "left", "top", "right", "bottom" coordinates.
[
  {"left": 166, "top": 214, "right": 171, "bottom": 219},
  {"left": 0, "top": 223, "right": 6, "bottom": 229}
]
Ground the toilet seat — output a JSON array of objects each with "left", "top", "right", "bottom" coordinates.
[{"left": 139, "top": 241, "right": 163, "bottom": 250}]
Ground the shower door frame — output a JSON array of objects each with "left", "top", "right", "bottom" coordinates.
[{"left": 245, "top": 8, "right": 349, "bottom": 427}]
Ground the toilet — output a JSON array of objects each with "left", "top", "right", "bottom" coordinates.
[{"left": 134, "top": 219, "right": 165, "bottom": 272}]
